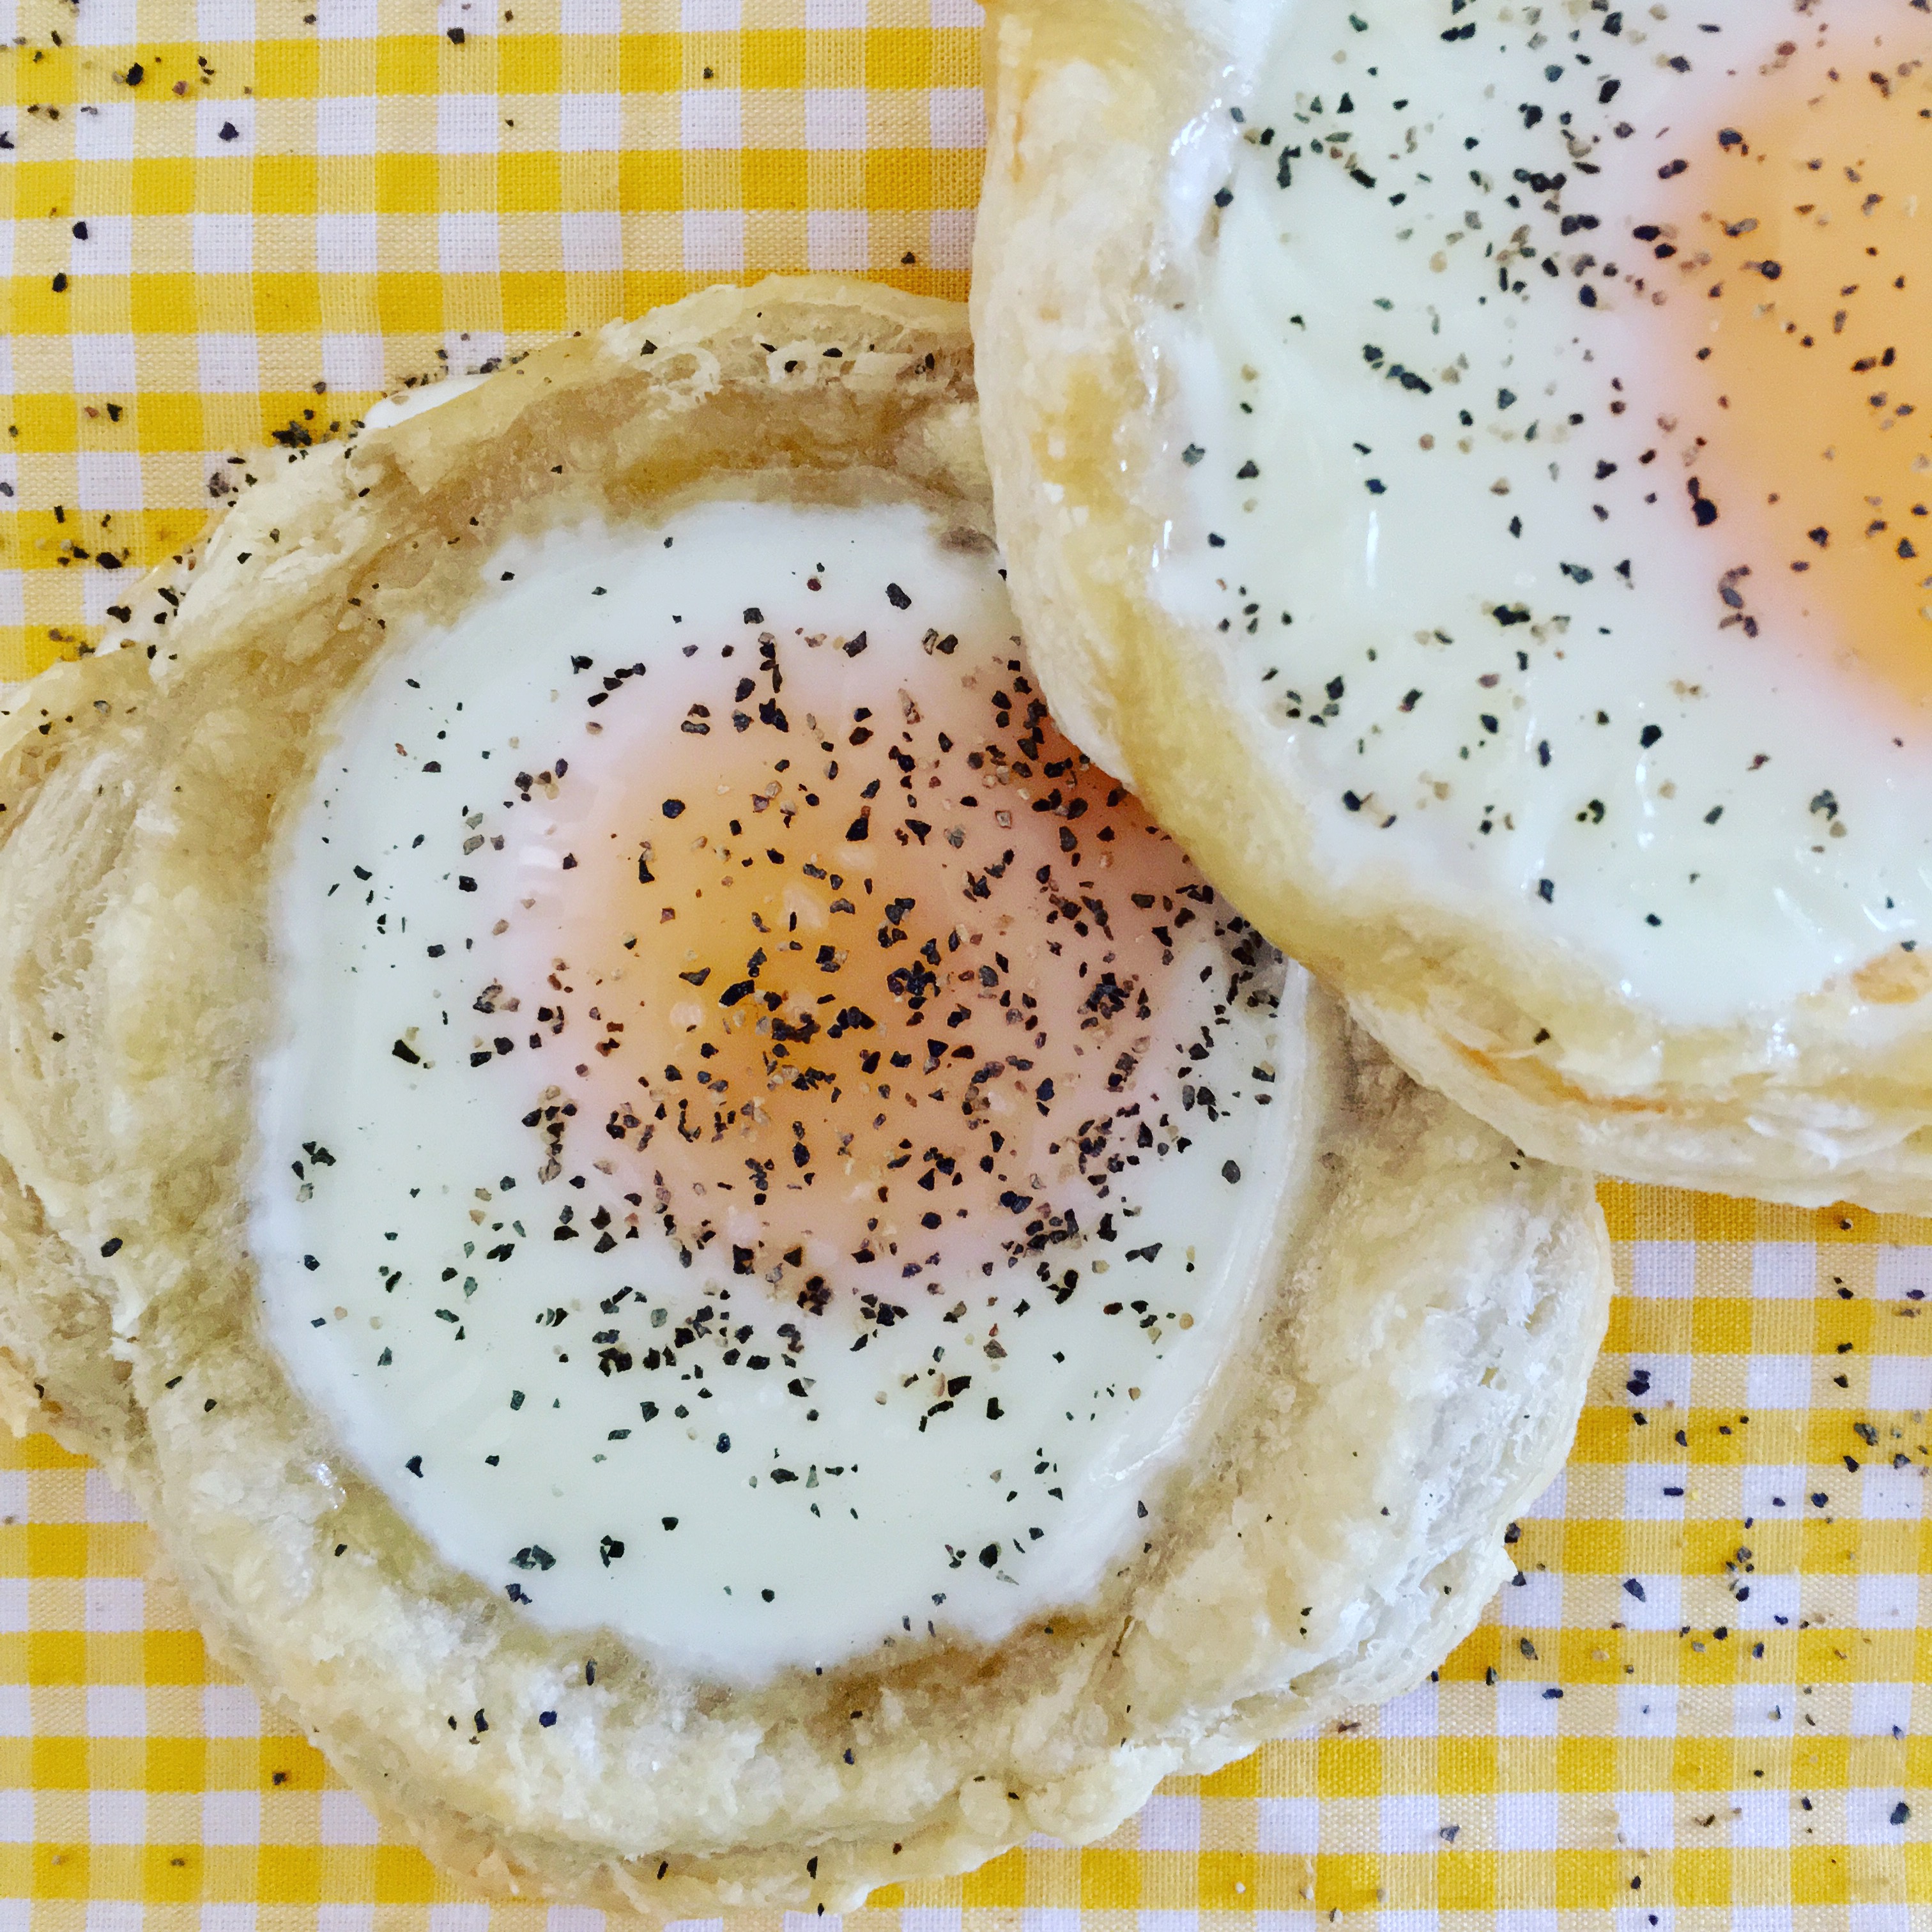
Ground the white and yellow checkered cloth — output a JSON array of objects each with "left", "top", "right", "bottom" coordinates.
[
  {"left": 0, "top": 4, "right": 1928, "bottom": 1927},
  {"left": 0, "top": 0, "right": 982, "bottom": 675}
]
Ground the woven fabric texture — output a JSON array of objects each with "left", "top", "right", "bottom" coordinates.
[
  {"left": 0, "top": 2, "right": 1929, "bottom": 1926},
  {"left": 0, "top": 0, "right": 981, "bottom": 675}
]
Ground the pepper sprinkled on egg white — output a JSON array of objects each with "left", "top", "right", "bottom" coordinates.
[
  {"left": 1153, "top": 0, "right": 1932, "bottom": 1023},
  {"left": 252, "top": 498, "right": 1305, "bottom": 1682}
]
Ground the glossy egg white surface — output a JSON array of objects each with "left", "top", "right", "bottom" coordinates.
[
  {"left": 252, "top": 497, "right": 1306, "bottom": 1683},
  {"left": 1151, "top": 0, "right": 1932, "bottom": 1026}
]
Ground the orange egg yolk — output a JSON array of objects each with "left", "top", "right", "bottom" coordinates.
[
  {"left": 1648, "top": 26, "right": 1932, "bottom": 706},
  {"left": 498, "top": 632, "right": 1243, "bottom": 1303}
]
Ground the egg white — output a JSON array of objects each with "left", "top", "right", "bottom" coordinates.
[
  {"left": 252, "top": 498, "right": 1304, "bottom": 1681},
  {"left": 1147, "top": 0, "right": 1932, "bottom": 1027}
]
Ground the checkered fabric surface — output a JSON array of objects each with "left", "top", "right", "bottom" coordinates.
[{"left": 0, "top": 3, "right": 1929, "bottom": 1926}]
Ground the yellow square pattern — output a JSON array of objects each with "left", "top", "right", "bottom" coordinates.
[
  {"left": 0, "top": 0, "right": 982, "bottom": 675},
  {"left": 1, "top": 3, "right": 1929, "bottom": 1925}
]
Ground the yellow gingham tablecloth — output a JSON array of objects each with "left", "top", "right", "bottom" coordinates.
[{"left": 0, "top": 4, "right": 1928, "bottom": 1927}]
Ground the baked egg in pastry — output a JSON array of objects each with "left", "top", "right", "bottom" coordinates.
[
  {"left": 0, "top": 280, "right": 1609, "bottom": 1913},
  {"left": 974, "top": 0, "right": 1932, "bottom": 1209}
]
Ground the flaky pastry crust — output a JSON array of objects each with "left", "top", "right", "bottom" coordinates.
[
  {"left": 0, "top": 278, "right": 1609, "bottom": 1915},
  {"left": 971, "top": 1, "right": 1932, "bottom": 1211}
]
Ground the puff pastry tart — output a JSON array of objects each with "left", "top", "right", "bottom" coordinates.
[
  {"left": 0, "top": 279, "right": 1609, "bottom": 1913},
  {"left": 973, "top": 0, "right": 1932, "bottom": 1210}
]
